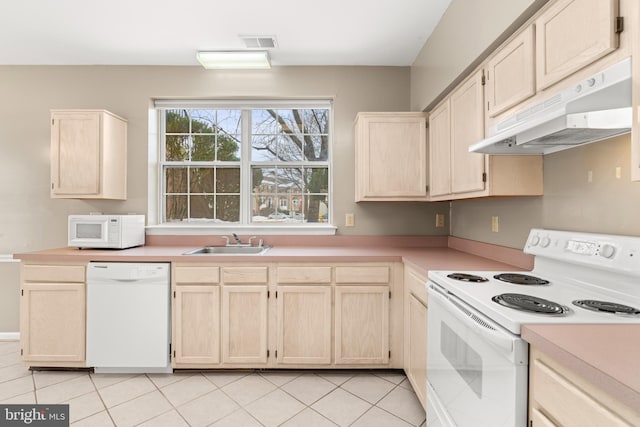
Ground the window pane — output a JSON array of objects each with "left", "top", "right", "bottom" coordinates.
[
  {"left": 192, "top": 135, "right": 215, "bottom": 161},
  {"left": 306, "top": 194, "right": 329, "bottom": 223},
  {"left": 303, "top": 109, "right": 329, "bottom": 134},
  {"left": 216, "top": 195, "right": 240, "bottom": 222},
  {"left": 252, "top": 134, "right": 277, "bottom": 161},
  {"left": 217, "top": 110, "right": 242, "bottom": 134},
  {"left": 190, "top": 195, "right": 214, "bottom": 219},
  {"left": 165, "top": 135, "right": 189, "bottom": 161},
  {"left": 166, "top": 168, "right": 187, "bottom": 193},
  {"left": 216, "top": 168, "right": 240, "bottom": 193},
  {"left": 278, "top": 168, "right": 304, "bottom": 192},
  {"left": 252, "top": 167, "right": 275, "bottom": 193},
  {"left": 217, "top": 134, "right": 241, "bottom": 161},
  {"left": 304, "top": 135, "right": 328, "bottom": 161},
  {"left": 304, "top": 168, "right": 329, "bottom": 193},
  {"left": 278, "top": 135, "right": 303, "bottom": 161},
  {"left": 166, "top": 195, "right": 188, "bottom": 221},
  {"left": 252, "top": 109, "right": 277, "bottom": 134},
  {"left": 190, "top": 168, "right": 214, "bottom": 193},
  {"left": 251, "top": 194, "right": 276, "bottom": 221},
  {"left": 276, "top": 109, "right": 304, "bottom": 136},
  {"left": 190, "top": 110, "right": 215, "bottom": 133},
  {"left": 166, "top": 109, "right": 189, "bottom": 133}
]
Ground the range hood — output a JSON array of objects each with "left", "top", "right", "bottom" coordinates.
[{"left": 470, "top": 58, "right": 632, "bottom": 155}]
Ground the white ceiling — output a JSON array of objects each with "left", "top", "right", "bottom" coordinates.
[{"left": 0, "top": 0, "right": 451, "bottom": 66}]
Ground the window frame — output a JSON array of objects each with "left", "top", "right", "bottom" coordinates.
[{"left": 149, "top": 99, "right": 335, "bottom": 235}]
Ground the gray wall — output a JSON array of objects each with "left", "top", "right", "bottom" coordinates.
[
  {"left": 0, "top": 65, "right": 449, "bottom": 255},
  {"left": 452, "top": 135, "right": 640, "bottom": 249}
]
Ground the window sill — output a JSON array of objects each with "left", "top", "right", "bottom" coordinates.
[{"left": 146, "top": 224, "right": 337, "bottom": 236}]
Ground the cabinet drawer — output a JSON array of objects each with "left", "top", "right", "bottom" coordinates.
[
  {"left": 22, "top": 264, "right": 85, "bottom": 283},
  {"left": 174, "top": 266, "right": 220, "bottom": 284},
  {"left": 406, "top": 268, "right": 428, "bottom": 305},
  {"left": 335, "top": 266, "right": 389, "bottom": 284},
  {"left": 532, "top": 358, "right": 631, "bottom": 427},
  {"left": 277, "top": 267, "right": 332, "bottom": 284},
  {"left": 222, "top": 267, "right": 268, "bottom": 284}
]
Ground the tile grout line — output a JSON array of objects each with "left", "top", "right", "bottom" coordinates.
[
  {"left": 144, "top": 372, "right": 192, "bottom": 426},
  {"left": 88, "top": 372, "right": 118, "bottom": 426}
]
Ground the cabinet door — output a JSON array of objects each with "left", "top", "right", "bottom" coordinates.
[
  {"left": 335, "top": 286, "right": 389, "bottom": 365},
  {"left": 536, "top": 0, "right": 619, "bottom": 90},
  {"left": 428, "top": 100, "right": 451, "bottom": 197},
  {"left": 356, "top": 113, "right": 428, "bottom": 200},
  {"left": 450, "top": 70, "right": 486, "bottom": 194},
  {"left": 276, "top": 286, "right": 332, "bottom": 365},
  {"left": 21, "top": 283, "right": 85, "bottom": 363},
  {"left": 486, "top": 25, "right": 536, "bottom": 117},
  {"left": 51, "top": 112, "right": 100, "bottom": 196},
  {"left": 173, "top": 285, "right": 220, "bottom": 365},
  {"left": 407, "top": 294, "right": 427, "bottom": 408},
  {"left": 221, "top": 285, "right": 268, "bottom": 364}
]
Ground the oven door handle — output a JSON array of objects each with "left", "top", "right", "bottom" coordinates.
[{"left": 428, "top": 283, "right": 515, "bottom": 354}]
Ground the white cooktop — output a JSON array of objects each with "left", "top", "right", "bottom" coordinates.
[{"left": 428, "top": 229, "right": 640, "bottom": 335}]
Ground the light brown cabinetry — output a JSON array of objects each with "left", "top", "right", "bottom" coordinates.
[
  {"left": 276, "top": 285, "right": 332, "bottom": 365},
  {"left": 20, "top": 264, "right": 86, "bottom": 367},
  {"left": 485, "top": 25, "right": 536, "bottom": 117},
  {"left": 50, "top": 109, "right": 127, "bottom": 200},
  {"left": 535, "top": 0, "right": 620, "bottom": 90},
  {"left": 172, "top": 266, "right": 220, "bottom": 366},
  {"left": 403, "top": 266, "right": 428, "bottom": 409},
  {"left": 354, "top": 112, "right": 429, "bottom": 201},
  {"left": 334, "top": 266, "right": 390, "bottom": 365},
  {"left": 529, "top": 347, "right": 640, "bottom": 426},
  {"left": 429, "top": 69, "right": 543, "bottom": 201}
]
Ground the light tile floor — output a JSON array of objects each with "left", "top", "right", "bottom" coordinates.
[{"left": 0, "top": 341, "right": 426, "bottom": 426}]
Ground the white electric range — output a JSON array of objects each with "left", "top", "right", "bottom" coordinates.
[{"left": 426, "top": 228, "right": 640, "bottom": 427}]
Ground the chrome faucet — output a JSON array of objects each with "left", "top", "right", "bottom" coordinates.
[{"left": 222, "top": 234, "right": 259, "bottom": 247}]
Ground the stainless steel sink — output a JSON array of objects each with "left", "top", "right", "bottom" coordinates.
[{"left": 183, "top": 245, "right": 271, "bottom": 255}]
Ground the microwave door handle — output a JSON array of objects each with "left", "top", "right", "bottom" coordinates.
[{"left": 429, "top": 285, "right": 514, "bottom": 353}]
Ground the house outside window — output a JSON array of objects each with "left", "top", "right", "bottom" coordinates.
[{"left": 157, "top": 100, "right": 331, "bottom": 228}]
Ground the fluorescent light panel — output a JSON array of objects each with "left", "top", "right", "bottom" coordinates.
[{"left": 196, "top": 51, "right": 271, "bottom": 69}]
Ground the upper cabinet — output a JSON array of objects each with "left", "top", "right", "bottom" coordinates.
[
  {"left": 485, "top": 25, "right": 536, "bottom": 117},
  {"left": 535, "top": 0, "right": 620, "bottom": 90},
  {"left": 50, "top": 109, "right": 127, "bottom": 200},
  {"left": 428, "top": 71, "right": 543, "bottom": 201},
  {"left": 354, "top": 112, "right": 428, "bottom": 202}
]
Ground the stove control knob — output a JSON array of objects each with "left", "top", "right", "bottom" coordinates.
[
  {"left": 540, "top": 237, "right": 551, "bottom": 248},
  {"left": 530, "top": 235, "right": 540, "bottom": 246},
  {"left": 599, "top": 244, "right": 616, "bottom": 259}
]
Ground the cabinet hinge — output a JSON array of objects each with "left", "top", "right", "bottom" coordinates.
[
  {"left": 275, "top": 350, "right": 278, "bottom": 358},
  {"left": 51, "top": 183, "right": 54, "bottom": 190},
  {"left": 616, "top": 16, "right": 624, "bottom": 33},
  {"left": 481, "top": 70, "right": 486, "bottom": 86},
  {"left": 173, "top": 291, "right": 176, "bottom": 298},
  {"left": 20, "top": 349, "right": 23, "bottom": 356},
  {"left": 51, "top": 119, "right": 54, "bottom": 125},
  {"left": 482, "top": 172, "right": 487, "bottom": 183},
  {"left": 267, "top": 349, "right": 270, "bottom": 358},
  {"left": 389, "top": 350, "right": 391, "bottom": 358},
  {"left": 267, "top": 290, "right": 270, "bottom": 298},
  {"left": 275, "top": 291, "right": 278, "bottom": 299},
  {"left": 169, "top": 344, "right": 172, "bottom": 357},
  {"left": 426, "top": 185, "right": 429, "bottom": 193},
  {"left": 529, "top": 420, "right": 533, "bottom": 427},
  {"left": 21, "top": 289, "right": 23, "bottom": 296},
  {"left": 389, "top": 291, "right": 391, "bottom": 299},
  {"left": 173, "top": 350, "right": 176, "bottom": 358}
]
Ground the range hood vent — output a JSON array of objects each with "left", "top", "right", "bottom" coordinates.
[{"left": 470, "top": 58, "right": 632, "bottom": 155}]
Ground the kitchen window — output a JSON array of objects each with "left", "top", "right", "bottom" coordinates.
[{"left": 155, "top": 100, "right": 332, "bottom": 229}]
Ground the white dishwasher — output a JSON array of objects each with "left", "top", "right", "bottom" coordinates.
[{"left": 87, "top": 262, "right": 171, "bottom": 373}]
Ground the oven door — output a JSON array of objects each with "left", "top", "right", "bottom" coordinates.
[{"left": 426, "top": 282, "right": 528, "bottom": 427}]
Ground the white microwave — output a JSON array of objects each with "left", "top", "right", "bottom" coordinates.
[{"left": 68, "top": 215, "right": 145, "bottom": 249}]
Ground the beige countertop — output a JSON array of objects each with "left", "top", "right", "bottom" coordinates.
[{"left": 522, "top": 324, "right": 640, "bottom": 412}]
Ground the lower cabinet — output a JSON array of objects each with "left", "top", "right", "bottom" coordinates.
[
  {"left": 529, "top": 347, "right": 640, "bottom": 427},
  {"left": 172, "top": 262, "right": 398, "bottom": 369},
  {"left": 20, "top": 264, "right": 87, "bottom": 367},
  {"left": 334, "top": 286, "right": 389, "bottom": 365},
  {"left": 276, "top": 285, "right": 332, "bottom": 365},
  {"left": 403, "top": 265, "right": 428, "bottom": 409}
]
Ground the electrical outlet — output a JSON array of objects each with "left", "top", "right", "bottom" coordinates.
[
  {"left": 491, "top": 216, "right": 499, "bottom": 233},
  {"left": 435, "top": 213, "right": 445, "bottom": 228},
  {"left": 587, "top": 170, "right": 593, "bottom": 183},
  {"left": 616, "top": 166, "right": 622, "bottom": 179},
  {"left": 345, "top": 213, "right": 355, "bottom": 227}
]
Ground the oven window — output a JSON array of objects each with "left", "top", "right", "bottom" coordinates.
[
  {"left": 441, "top": 322, "right": 483, "bottom": 398},
  {"left": 76, "top": 224, "right": 102, "bottom": 239}
]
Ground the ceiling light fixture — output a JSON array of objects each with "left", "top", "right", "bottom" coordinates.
[{"left": 196, "top": 51, "right": 271, "bottom": 70}]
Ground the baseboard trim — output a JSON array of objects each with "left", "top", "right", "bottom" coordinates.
[{"left": 0, "top": 332, "right": 20, "bottom": 341}]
